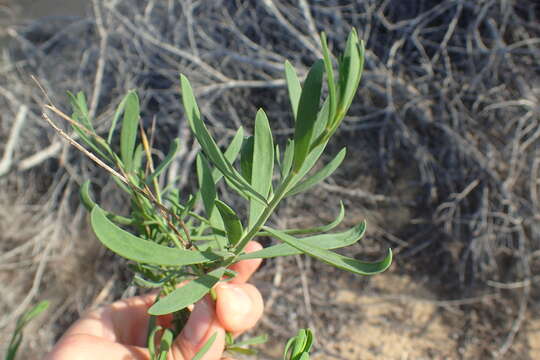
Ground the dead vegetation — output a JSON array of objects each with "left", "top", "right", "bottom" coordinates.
[{"left": 1, "top": 0, "right": 540, "bottom": 358}]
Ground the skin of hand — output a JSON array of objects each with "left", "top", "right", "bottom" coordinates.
[{"left": 45, "top": 241, "right": 264, "bottom": 360}]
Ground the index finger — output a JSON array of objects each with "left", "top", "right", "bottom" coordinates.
[{"left": 228, "top": 241, "right": 262, "bottom": 283}]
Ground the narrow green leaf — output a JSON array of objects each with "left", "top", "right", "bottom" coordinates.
[
  {"left": 337, "top": 30, "right": 364, "bottom": 121},
  {"left": 181, "top": 75, "right": 267, "bottom": 205},
  {"left": 292, "top": 329, "right": 313, "bottom": 359},
  {"left": 226, "top": 347, "right": 257, "bottom": 355},
  {"left": 215, "top": 200, "right": 244, "bottom": 246},
  {"left": 249, "top": 109, "right": 274, "bottom": 227},
  {"left": 240, "top": 136, "right": 254, "bottom": 183},
  {"left": 284, "top": 61, "right": 301, "bottom": 120},
  {"left": 321, "top": 32, "right": 337, "bottom": 126},
  {"left": 286, "top": 148, "right": 346, "bottom": 197},
  {"left": 257, "top": 201, "right": 345, "bottom": 237},
  {"left": 262, "top": 226, "right": 392, "bottom": 275},
  {"left": 196, "top": 154, "right": 224, "bottom": 233},
  {"left": 17, "top": 301, "right": 50, "bottom": 330},
  {"left": 239, "top": 220, "right": 365, "bottom": 261},
  {"left": 107, "top": 93, "right": 130, "bottom": 143},
  {"left": 219, "top": 126, "right": 244, "bottom": 179},
  {"left": 158, "top": 329, "right": 174, "bottom": 359},
  {"left": 80, "top": 181, "right": 133, "bottom": 224},
  {"left": 233, "top": 334, "right": 268, "bottom": 347},
  {"left": 146, "top": 138, "right": 180, "bottom": 184},
  {"left": 67, "top": 91, "right": 110, "bottom": 161},
  {"left": 67, "top": 91, "right": 93, "bottom": 131},
  {"left": 91, "top": 206, "right": 221, "bottom": 266},
  {"left": 7, "top": 301, "right": 49, "bottom": 360},
  {"left": 292, "top": 60, "right": 324, "bottom": 172},
  {"left": 148, "top": 268, "right": 226, "bottom": 315},
  {"left": 193, "top": 332, "right": 218, "bottom": 360},
  {"left": 120, "top": 91, "right": 140, "bottom": 172}
]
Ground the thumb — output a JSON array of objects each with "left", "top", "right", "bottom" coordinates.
[{"left": 170, "top": 296, "right": 225, "bottom": 360}]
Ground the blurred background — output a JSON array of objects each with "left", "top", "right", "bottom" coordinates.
[{"left": 1, "top": 0, "right": 539, "bottom": 358}]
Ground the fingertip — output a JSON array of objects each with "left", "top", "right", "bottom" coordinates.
[
  {"left": 229, "top": 241, "right": 263, "bottom": 283},
  {"left": 215, "top": 283, "right": 263, "bottom": 333}
]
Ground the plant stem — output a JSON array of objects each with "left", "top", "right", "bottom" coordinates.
[{"left": 229, "top": 173, "right": 297, "bottom": 264}]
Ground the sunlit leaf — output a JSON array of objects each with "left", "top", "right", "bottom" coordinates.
[
  {"left": 196, "top": 154, "right": 225, "bottom": 234},
  {"left": 193, "top": 332, "right": 218, "bottom": 360},
  {"left": 249, "top": 109, "right": 274, "bottom": 227},
  {"left": 337, "top": 30, "right": 364, "bottom": 123},
  {"left": 257, "top": 202, "right": 345, "bottom": 237},
  {"left": 148, "top": 268, "right": 226, "bottom": 315},
  {"left": 213, "top": 126, "right": 245, "bottom": 183},
  {"left": 262, "top": 226, "right": 392, "bottom": 275},
  {"left": 233, "top": 334, "right": 268, "bottom": 347},
  {"left": 80, "top": 181, "right": 133, "bottom": 225},
  {"left": 146, "top": 138, "right": 180, "bottom": 184},
  {"left": 286, "top": 148, "right": 346, "bottom": 197},
  {"left": 292, "top": 60, "right": 324, "bottom": 172},
  {"left": 240, "top": 135, "right": 254, "bottom": 183},
  {"left": 181, "top": 75, "right": 267, "bottom": 205},
  {"left": 281, "top": 139, "right": 294, "bottom": 180},
  {"left": 321, "top": 32, "right": 337, "bottom": 125},
  {"left": 107, "top": 92, "right": 130, "bottom": 143},
  {"left": 120, "top": 91, "right": 140, "bottom": 172},
  {"left": 215, "top": 200, "right": 244, "bottom": 246},
  {"left": 284, "top": 61, "right": 301, "bottom": 120},
  {"left": 239, "top": 220, "right": 365, "bottom": 260},
  {"left": 91, "top": 206, "right": 221, "bottom": 266}
]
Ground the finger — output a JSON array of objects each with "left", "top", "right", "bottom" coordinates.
[
  {"left": 172, "top": 296, "right": 226, "bottom": 360},
  {"left": 228, "top": 241, "right": 263, "bottom": 283},
  {"left": 214, "top": 282, "right": 264, "bottom": 333},
  {"left": 44, "top": 334, "right": 149, "bottom": 360},
  {"left": 63, "top": 293, "right": 171, "bottom": 347}
]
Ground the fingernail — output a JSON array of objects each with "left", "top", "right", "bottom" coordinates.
[{"left": 183, "top": 299, "right": 212, "bottom": 346}]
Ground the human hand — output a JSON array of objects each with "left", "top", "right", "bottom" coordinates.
[{"left": 46, "top": 241, "right": 264, "bottom": 360}]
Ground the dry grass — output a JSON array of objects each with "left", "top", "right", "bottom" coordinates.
[{"left": 1, "top": 0, "right": 540, "bottom": 358}]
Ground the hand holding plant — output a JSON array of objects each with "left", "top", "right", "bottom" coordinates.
[
  {"left": 41, "top": 30, "right": 392, "bottom": 359},
  {"left": 46, "top": 242, "right": 263, "bottom": 360}
]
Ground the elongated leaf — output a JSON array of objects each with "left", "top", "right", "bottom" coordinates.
[
  {"left": 158, "top": 329, "right": 174, "bottom": 360},
  {"left": 292, "top": 60, "right": 324, "bottom": 172},
  {"left": 148, "top": 268, "right": 226, "bottom": 315},
  {"left": 281, "top": 139, "right": 294, "bottom": 180},
  {"left": 284, "top": 61, "right": 301, "bottom": 120},
  {"left": 91, "top": 206, "right": 221, "bottom": 266},
  {"left": 180, "top": 75, "right": 267, "bottom": 205},
  {"left": 240, "top": 136, "right": 254, "bottom": 183},
  {"left": 6, "top": 301, "right": 50, "bottom": 360},
  {"left": 337, "top": 30, "right": 364, "bottom": 121},
  {"left": 146, "top": 138, "right": 180, "bottom": 184},
  {"left": 286, "top": 148, "right": 346, "bottom": 197},
  {"left": 193, "top": 332, "right": 218, "bottom": 360},
  {"left": 233, "top": 334, "right": 268, "bottom": 347},
  {"left": 67, "top": 92, "right": 109, "bottom": 160},
  {"left": 257, "top": 201, "right": 345, "bottom": 237},
  {"left": 80, "top": 181, "right": 133, "bottom": 225},
  {"left": 215, "top": 200, "right": 243, "bottom": 246},
  {"left": 132, "top": 144, "right": 144, "bottom": 176},
  {"left": 238, "top": 220, "right": 365, "bottom": 260},
  {"left": 196, "top": 154, "right": 224, "bottom": 232},
  {"left": 120, "top": 91, "right": 140, "bottom": 172},
  {"left": 107, "top": 92, "right": 130, "bottom": 143},
  {"left": 321, "top": 32, "right": 337, "bottom": 126},
  {"left": 262, "top": 226, "right": 392, "bottom": 275},
  {"left": 249, "top": 109, "right": 274, "bottom": 227},
  {"left": 218, "top": 126, "right": 244, "bottom": 180},
  {"left": 67, "top": 91, "right": 93, "bottom": 131}
]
